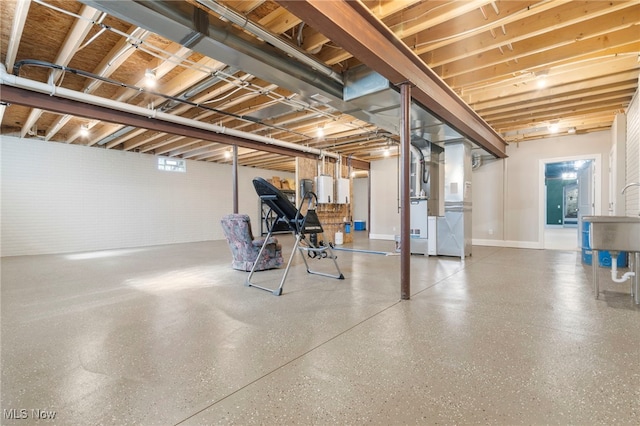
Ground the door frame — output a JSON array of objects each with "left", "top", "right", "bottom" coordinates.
[{"left": 538, "top": 154, "right": 601, "bottom": 249}]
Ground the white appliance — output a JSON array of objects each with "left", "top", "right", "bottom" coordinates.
[
  {"left": 315, "top": 175, "right": 333, "bottom": 203},
  {"left": 336, "top": 178, "right": 350, "bottom": 204}
]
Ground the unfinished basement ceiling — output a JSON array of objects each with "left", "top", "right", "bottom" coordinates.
[{"left": 1, "top": 0, "right": 638, "bottom": 172}]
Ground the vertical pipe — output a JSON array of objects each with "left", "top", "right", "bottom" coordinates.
[
  {"left": 400, "top": 83, "right": 411, "bottom": 300},
  {"left": 634, "top": 252, "right": 639, "bottom": 305},
  {"left": 232, "top": 145, "right": 238, "bottom": 214}
]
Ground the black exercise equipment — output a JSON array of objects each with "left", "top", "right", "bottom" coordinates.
[{"left": 247, "top": 177, "right": 344, "bottom": 296}]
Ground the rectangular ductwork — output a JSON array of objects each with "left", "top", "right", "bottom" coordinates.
[{"left": 344, "top": 65, "right": 466, "bottom": 143}]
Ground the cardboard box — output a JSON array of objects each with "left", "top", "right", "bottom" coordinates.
[{"left": 271, "top": 176, "right": 282, "bottom": 189}]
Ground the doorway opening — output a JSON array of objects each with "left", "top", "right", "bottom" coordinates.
[{"left": 541, "top": 156, "right": 599, "bottom": 250}]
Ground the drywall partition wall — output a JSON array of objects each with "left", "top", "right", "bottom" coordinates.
[
  {"left": 469, "top": 130, "right": 610, "bottom": 248},
  {"left": 352, "top": 177, "right": 369, "bottom": 230},
  {"left": 471, "top": 157, "right": 505, "bottom": 243},
  {"left": 0, "top": 136, "right": 292, "bottom": 256},
  {"left": 369, "top": 157, "right": 399, "bottom": 240}
]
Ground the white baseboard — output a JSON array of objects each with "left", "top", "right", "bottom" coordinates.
[
  {"left": 472, "top": 239, "right": 543, "bottom": 249},
  {"left": 371, "top": 235, "right": 543, "bottom": 249},
  {"left": 369, "top": 233, "right": 397, "bottom": 241}
]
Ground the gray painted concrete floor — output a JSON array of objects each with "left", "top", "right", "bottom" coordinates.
[{"left": 1, "top": 233, "right": 638, "bottom": 425}]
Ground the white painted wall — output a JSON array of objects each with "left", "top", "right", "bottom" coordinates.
[
  {"left": 474, "top": 131, "right": 611, "bottom": 248},
  {"left": 352, "top": 177, "right": 368, "bottom": 228},
  {"left": 1, "top": 136, "right": 292, "bottom": 256},
  {"left": 625, "top": 90, "right": 640, "bottom": 216},
  {"left": 367, "top": 131, "right": 612, "bottom": 248},
  {"left": 369, "top": 157, "right": 400, "bottom": 239},
  {"left": 471, "top": 156, "right": 505, "bottom": 241},
  {"left": 3, "top": 126, "right": 619, "bottom": 256},
  {"left": 610, "top": 113, "right": 627, "bottom": 215}
]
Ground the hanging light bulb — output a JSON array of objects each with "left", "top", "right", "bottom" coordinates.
[
  {"left": 224, "top": 149, "right": 232, "bottom": 159},
  {"left": 144, "top": 68, "right": 157, "bottom": 87},
  {"left": 80, "top": 124, "right": 89, "bottom": 137}
]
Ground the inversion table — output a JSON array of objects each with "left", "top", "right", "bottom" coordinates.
[{"left": 247, "top": 177, "right": 344, "bottom": 296}]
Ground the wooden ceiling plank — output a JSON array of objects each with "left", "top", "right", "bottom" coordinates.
[
  {"left": 141, "top": 136, "right": 193, "bottom": 154},
  {"left": 20, "top": 4, "right": 103, "bottom": 139},
  {"left": 464, "top": 53, "right": 640, "bottom": 104},
  {"left": 440, "top": 9, "right": 640, "bottom": 80},
  {"left": 318, "top": 0, "right": 491, "bottom": 65},
  {"left": 0, "top": 85, "right": 318, "bottom": 159},
  {"left": 498, "top": 110, "right": 623, "bottom": 133},
  {"left": 46, "top": 25, "right": 150, "bottom": 142},
  {"left": 4, "top": 0, "right": 31, "bottom": 71},
  {"left": 0, "top": 0, "right": 29, "bottom": 126},
  {"left": 217, "top": 1, "right": 265, "bottom": 14},
  {"left": 277, "top": 0, "right": 507, "bottom": 158},
  {"left": 488, "top": 98, "right": 632, "bottom": 128},
  {"left": 477, "top": 71, "right": 638, "bottom": 109},
  {"left": 447, "top": 34, "right": 640, "bottom": 89},
  {"left": 480, "top": 87, "right": 637, "bottom": 119},
  {"left": 405, "top": 1, "right": 557, "bottom": 55},
  {"left": 441, "top": 14, "right": 640, "bottom": 80},
  {"left": 123, "top": 131, "right": 168, "bottom": 151},
  {"left": 300, "top": 0, "right": 422, "bottom": 53},
  {"left": 257, "top": 6, "right": 301, "bottom": 34},
  {"left": 424, "top": 1, "right": 635, "bottom": 68}
]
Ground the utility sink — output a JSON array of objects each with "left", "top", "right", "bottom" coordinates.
[{"left": 583, "top": 216, "right": 640, "bottom": 252}]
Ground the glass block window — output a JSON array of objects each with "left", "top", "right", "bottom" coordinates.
[{"left": 157, "top": 157, "right": 186, "bottom": 172}]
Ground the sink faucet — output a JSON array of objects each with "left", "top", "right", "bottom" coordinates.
[{"left": 622, "top": 182, "right": 640, "bottom": 194}]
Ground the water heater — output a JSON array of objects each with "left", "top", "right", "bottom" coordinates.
[
  {"left": 315, "top": 175, "right": 333, "bottom": 203},
  {"left": 336, "top": 178, "right": 350, "bottom": 204}
]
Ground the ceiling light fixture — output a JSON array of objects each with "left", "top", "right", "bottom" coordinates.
[
  {"left": 144, "top": 68, "right": 157, "bottom": 87},
  {"left": 224, "top": 149, "right": 232, "bottom": 159},
  {"left": 535, "top": 70, "right": 548, "bottom": 89},
  {"left": 568, "top": 127, "right": 576, "bottom": 134},
  {"left": 383, "top": 142, "right": 391, "bottom": 157},
  {"left": 316, "top": 126, "right": 324, "bottom": 138},
  {"left": 80, "top": 124, "right": 89, "bottom": 137},
  {"left": 548, "top": 123, "right": 559, "bottom": 133}
]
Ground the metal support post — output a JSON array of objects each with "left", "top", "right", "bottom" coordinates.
[{"left": 400, "top": 82, "right": 411, "bottom": 300}]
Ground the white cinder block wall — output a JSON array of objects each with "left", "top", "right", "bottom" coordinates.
[
  {"left": 1, "top": 136, "right": 292, "bottom": 256},
  {"left": 626, "top": 90, "right": 639, "bottom": 216}
]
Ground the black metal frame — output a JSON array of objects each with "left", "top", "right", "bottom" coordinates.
[{"left": 247, "top": 177, "right": 344, "bottom": 296}]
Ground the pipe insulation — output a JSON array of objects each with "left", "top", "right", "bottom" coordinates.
[{"left": 0, "top": 64, "right": 339, "bottom": 159}]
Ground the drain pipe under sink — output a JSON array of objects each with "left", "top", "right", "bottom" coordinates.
[{"left": 609, "top": 251, "right": 636, "bottom": 283}]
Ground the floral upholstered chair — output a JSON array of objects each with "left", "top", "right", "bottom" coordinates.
[{"left": 220, "top": 214, "right": 283, "bottom": 272}]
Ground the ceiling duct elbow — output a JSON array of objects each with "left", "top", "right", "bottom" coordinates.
[{"left": 345, "top": 65, "right": 465, "bottom": 144}]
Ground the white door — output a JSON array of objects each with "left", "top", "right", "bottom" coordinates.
[{"left": 577, "top": 161, "right": 595, "bottom": 247}]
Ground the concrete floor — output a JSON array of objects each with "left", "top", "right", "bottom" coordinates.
[{"left": 1, "top": 233, "right": 638, "bottom": 425}]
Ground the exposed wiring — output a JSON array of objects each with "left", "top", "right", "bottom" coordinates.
[{"left": 27, "top": 0, "right": 379, "bottom": 144}]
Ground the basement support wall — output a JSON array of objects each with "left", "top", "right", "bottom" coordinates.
[{"left": 0, "top": 136, "right": 292, "bottom": 256}]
